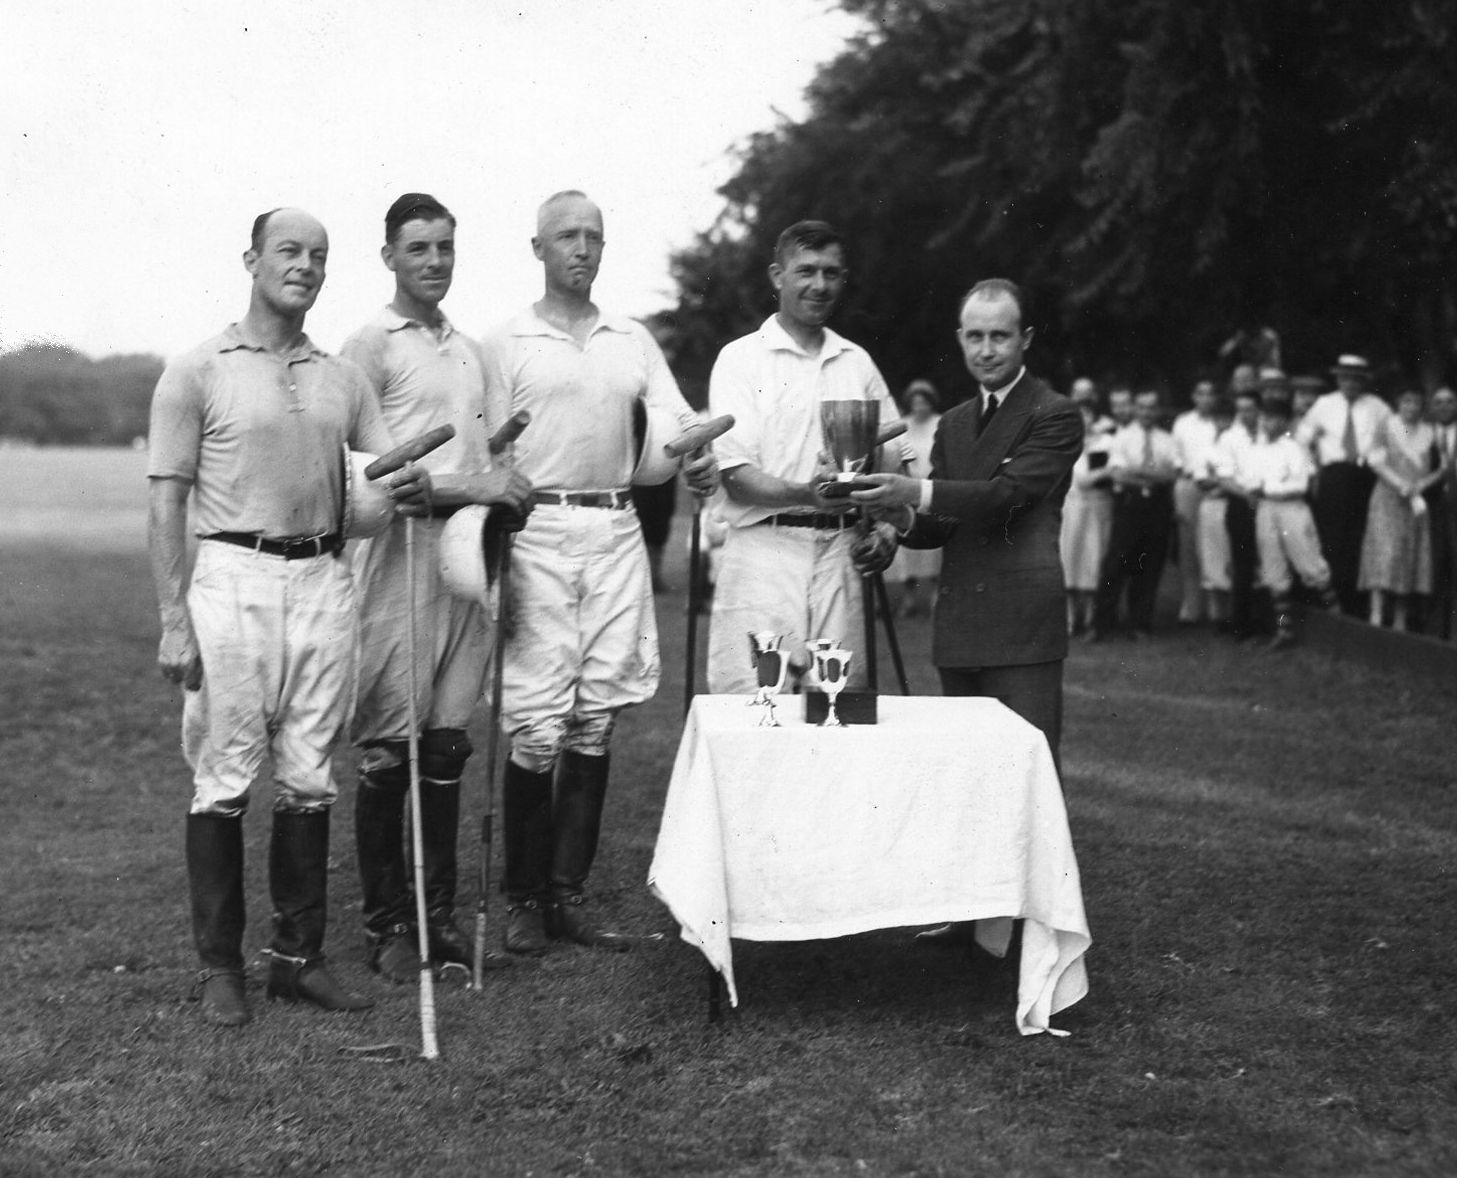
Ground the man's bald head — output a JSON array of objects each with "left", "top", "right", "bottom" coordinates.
[
  {"left": 536, "top": 190, "right": 600, "bottom": 236},
  {"left": 250, "top": 207, "right": 328, "bottom": 254}
]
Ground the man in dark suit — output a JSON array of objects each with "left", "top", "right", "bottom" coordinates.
[
  {"left": 854, "top": 278, "right": 1082, "bottom": 758},
  {"left": 1426, "top": 387, "right": 1457, "bottom": 640}
]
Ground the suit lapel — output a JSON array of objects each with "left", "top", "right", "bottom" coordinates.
[{"left": 964, "top": 379, "right": 1036, "bottom": 481}]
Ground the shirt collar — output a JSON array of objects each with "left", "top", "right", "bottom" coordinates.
[
  {"left": 759, "top": 315, "right": 851, "bottom": 361},
  {"left": 380, "top": 304, "right": 455, "bottom": 339},
  {"left": 218, "top": 322, "right": 324, "bottom": 361},
  {"left": 509, "top": 305, "right": 637, "bottom": 341},
  {"left": 980, "top": 367, "right": 1026, "bottom": 405}
]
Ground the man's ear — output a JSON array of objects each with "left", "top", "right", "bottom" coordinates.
[
  {"left": 768, "top": 262, "right": 784, "bottom": 294},
  {"left": 243, "top": 248, "right": 259, "bottom": 277},
  {"left": 531, "top": 235, "right": 545, "bottom": 262},
  {"left": 1022, "top": 327, "right": 1035, "bottom": 351},
  {"left": 381, "top": 243, "right": 397, "bottom": 273}
]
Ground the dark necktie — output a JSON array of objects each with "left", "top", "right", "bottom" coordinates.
[
  {"left": 1341, "top": 400, "right": 1358, "bottom": 462},
  {"left": 980, "top": 393, "right": 999, "bottom": 433}
]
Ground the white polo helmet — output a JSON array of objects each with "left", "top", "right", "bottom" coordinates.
[
  {"left": 438, "top": 504, "right": 494, "bottom": 606},
  {"left": 341, "top": 447, "right": 396, "bottom": 539},
  {"left": 632, "top": 402, "right": 683, "bottom": 486}
]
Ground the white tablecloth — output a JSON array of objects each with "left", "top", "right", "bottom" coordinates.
[{"left": 648, "top": 695, "right": 1090, "bottom": 1036}]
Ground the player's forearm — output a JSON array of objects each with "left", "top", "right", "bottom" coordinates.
[
  {"left": 721, "top": 465, "right": 816, "bottom": 509},
  {"left": 147, "top": 478, "right": 193, "bottom": 628}
]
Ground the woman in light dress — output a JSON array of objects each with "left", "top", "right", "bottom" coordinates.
[
  {"left": 1060, "top": 400, "right": 1115, "bottom": 635},
  {"left": 890, "top": 381, "right": 942, "bottom": 617},
  {"left": 1357, "top": 389, "right": 1441, "bottom": 629}
]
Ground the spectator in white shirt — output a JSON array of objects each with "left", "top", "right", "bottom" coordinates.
[
  {"left": 1294, "top": 354, "right": 1392, "bottom": 614},
  {"left": 1093, "top": 389, "right": 1179, "bottom": 637},
  {"left": 1171, "top": 379, "right": 1221, "bottom": 624},
  {"left": 1195, "top": 398, "right": 1236, "bottom": 625},
  {"left": 1107, "top": 386, "right": 1135, "bottom": 434},
  {"left": 1249, "top": 394, "right": 1337, "bottom": 649},
  {"left": 1214, "top": 386, "right": 1267, "bottom": 638}
]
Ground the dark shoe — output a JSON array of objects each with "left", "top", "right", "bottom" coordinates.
[
  {"left": 913, "top": 921, "right": 977, "bottom": 948},
  {"left": 429, "top": 916, "right": 513, "bottom": 971},
  {"left": 504, "top": 897, "right": 549, "bottom": 956},
  {"left": 366, "top": 924, "right": 419, "bottom": 984},
  {"left": 194, "top": 968, "right": 250, "bottom": 1027},
  {"left": 1267, "top": 627, "right": 1296, "bottom": 652},
  {"left": 266, "top": 952, "right": 374, "bottom": 1011},
  {"left": 548, "top": 890, "right": 633, "bottom": 952}
]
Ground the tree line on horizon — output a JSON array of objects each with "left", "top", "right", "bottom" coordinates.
[
  {"left": 660, "top": 0, "right": 1457, "bottom": 407},
  {"left": 0, "top": 345, "right": 162, "bottom": 446}
]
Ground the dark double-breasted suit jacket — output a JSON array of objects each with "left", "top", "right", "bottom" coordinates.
[{"left": 905, "top": 374, "right": 1083, "bottom": 670}]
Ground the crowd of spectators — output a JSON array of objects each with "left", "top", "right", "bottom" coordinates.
[{"left": 1053, "top": 352, "right": 1457, "bottom": 649}]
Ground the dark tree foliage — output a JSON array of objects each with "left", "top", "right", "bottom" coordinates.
[
  {"left": 666, "top": 0, "right": 1457, "bottom": 406},
  {"left": 0, "top": 345, "right": 162, "bottom": 445}
]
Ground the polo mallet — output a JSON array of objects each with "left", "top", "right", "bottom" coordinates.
[
  {"left": 867, "top": 420, "right": 911, "bottom": 696},
  {"left": 364, "top": 423, "right": 457, "bottom": 1062},
  {"left": 669, "top": 414, "right": 735, "bottom": 716},
  {"left": 472, "top": 409, "right": 532, "bottom": 991}
]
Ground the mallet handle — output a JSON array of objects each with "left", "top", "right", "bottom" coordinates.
[
  {"left": 664, "top": 414, "right": 735, "bottom": 459},
  {"left": 488, "top": 411, "right": 532, "bottom": 456},
  {"left": 364, "top": 425, "right": 457, "bottom": 480},
  {"left": 875, "top": 420, "right": 908, "bottom": 446}
]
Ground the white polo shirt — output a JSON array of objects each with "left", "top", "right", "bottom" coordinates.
[
  {"left": 342, "top": 306, "right": 500, "bottom": 479},
  {"left": 710, "top": 315, "right": 906, "bottom": 528},
  {"left": 480, "top": 307, "right": 696, "bottom": 492}
]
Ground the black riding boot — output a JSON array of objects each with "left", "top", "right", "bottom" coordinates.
[
  {"left": 548, "top": 751, "right": 631, "bottom": 952},
  {"left": 419, "top": 776, "right": 511, "bottom": 971},
  {"left": 355, "top": 752, "right": 415, "bottom": 982},
  {"left": 186, "top": 813, "right": 250, "bottom": 1026},
  {"left": 501, "top": 760, "right": 553, "bottom": 955},
  {"left": 266, "top": 809, "right": 373, "bottom": 1011}
]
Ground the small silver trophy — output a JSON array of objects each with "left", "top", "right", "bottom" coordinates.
[
  {"left": 812, "top": 646, "right": 853, "bottom": 727},
  {"left": 748, "top": 632, "right": 790, "bottom": 727}
]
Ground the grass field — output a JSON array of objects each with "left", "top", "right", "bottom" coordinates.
[{"left": 2, "top": 450, "right": 1456, "bottom": 1176}]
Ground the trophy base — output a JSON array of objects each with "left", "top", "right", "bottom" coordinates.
[{"left": 803, "top": 690, "right": 878, "bottom": 726}]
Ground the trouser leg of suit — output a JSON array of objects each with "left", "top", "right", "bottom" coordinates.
[
  {"left": 1094, "top": 495, "right": 1138, "bottom": 632},
  {"left": 1174, "top": 478, "right": 1204, "bottom": 621},
  {"left": 939, "top": 662, "right": 1064, "bottom": 777},
  {"left": 1225, "top": 496, "right": 1259, "bottom": 636},
  {"left": 1311, "top": 462, "right": 1375, "bottom": 616},
  {"left": 1126, "top": 490, "right": 1173, "bottom": 632}
]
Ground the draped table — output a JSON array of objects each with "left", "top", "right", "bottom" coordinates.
[{"left": 648, "top": 695, "right": 1090, "bottom": 1036}]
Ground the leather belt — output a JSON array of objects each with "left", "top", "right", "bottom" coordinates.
[
  {"left": 204, "top": 532, "right": 343, "bottom": 559},
  {"left": 532, "top": 490, "right": 633, "bottom": 510},
  {"left": 761, "top": 512, "right": 855, "bottom": 530}
]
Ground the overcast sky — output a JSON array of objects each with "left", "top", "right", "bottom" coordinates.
[{"left": 1, "top": 0, "right": 862, "bottom": 359}]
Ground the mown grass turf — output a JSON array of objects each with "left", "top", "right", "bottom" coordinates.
[{"left": 2, "top": 533, "right": 1455, "bottom": 1177}]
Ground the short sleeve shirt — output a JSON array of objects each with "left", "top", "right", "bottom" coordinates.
[
  {"left": 708, "top": 316, "right": 906, "bottom": 528},
  {"left": 147, "top": 323, "right": 393, "bottom": 537},
  {"left": 341, "top": 307, "right": 500, "bottom": 478},
  {"left": 479, "top": 308, "right": 696, "bottom": 492}
]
